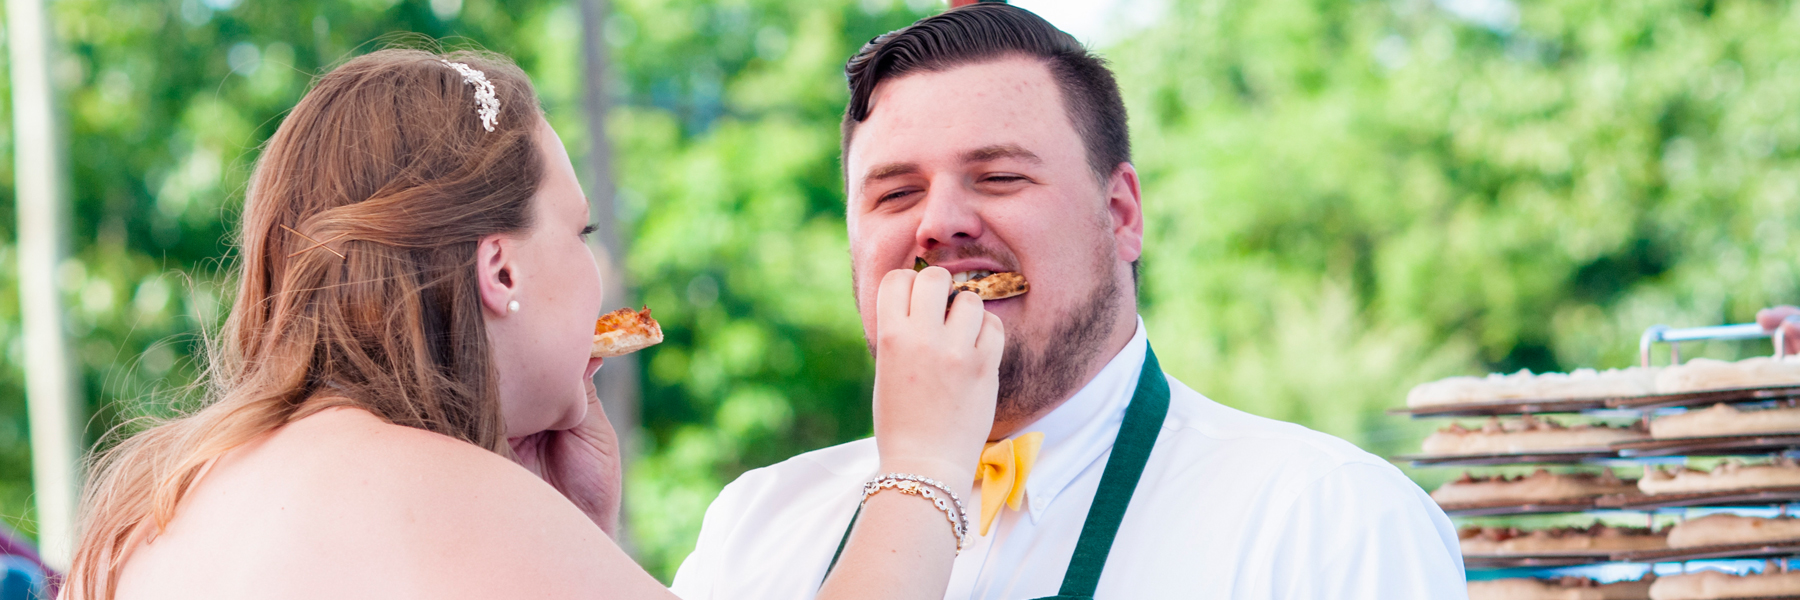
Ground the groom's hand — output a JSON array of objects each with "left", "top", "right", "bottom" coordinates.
[{"left": 509, "top": 367, "right": 623, "bottom": 537}]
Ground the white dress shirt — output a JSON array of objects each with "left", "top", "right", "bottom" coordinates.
[{"left": 672, "top": 318, "right": 1468, "bottom": 599}]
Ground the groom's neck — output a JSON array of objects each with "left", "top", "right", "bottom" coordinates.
[{"left": 986, "top": 309, "right": 1139, "bottom": 441}]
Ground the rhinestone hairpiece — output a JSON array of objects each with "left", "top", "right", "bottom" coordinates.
[{"left": 439, "top": 60, "right": 499, "bottom": 132}]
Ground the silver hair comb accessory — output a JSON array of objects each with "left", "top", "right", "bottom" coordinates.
[{"left": 440, "top": 60, "right": 499, "bottom": 132}]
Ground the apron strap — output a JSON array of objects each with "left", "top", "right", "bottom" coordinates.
[
  {"left": 826, "top": 504, "right": 860, "bottom": 580},
  {"left": 1049, "top": 346, "right": 1169, "bottom": 598}
]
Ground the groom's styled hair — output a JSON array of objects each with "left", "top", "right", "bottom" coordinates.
[{"left": 840, "top": 3, "right": 1131, "bottom": 183}]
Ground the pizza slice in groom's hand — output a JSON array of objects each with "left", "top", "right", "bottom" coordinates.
[
  {"left": 913, "top": 257, "right": 1030, "bottom": 301},
  {"left": 591, "top": 307, "right": 664, "bottom": 358}
]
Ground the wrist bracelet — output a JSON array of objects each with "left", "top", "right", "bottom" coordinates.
[{"left": 862, "top": 473, "right": 969, "bottom": 553}]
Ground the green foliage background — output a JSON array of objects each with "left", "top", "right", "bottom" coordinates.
[{"left": 1, "top": 0, "right": 1797, "bottom": 582}]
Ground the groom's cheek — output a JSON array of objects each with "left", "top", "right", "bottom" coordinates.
[{"left": 849, "top": 216, "right": 907, "bottom": 326}]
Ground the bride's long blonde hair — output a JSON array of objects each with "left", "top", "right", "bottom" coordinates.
[{"left": 66, "top": 49, "right": 547, "bottom": 599}]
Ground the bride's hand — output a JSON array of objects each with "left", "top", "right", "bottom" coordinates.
[
  {"left": 509, "top": 363, "right": 623, "bottom": 536},
  {"left": 871, "top": 266, "right": 1004, "bottom": 488}
]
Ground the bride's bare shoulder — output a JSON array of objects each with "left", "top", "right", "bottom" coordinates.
[
  {"left": 268, "top": 406, "right": 511, "bottom": 478},
  {"left": 236, "top": 405, "right": 587, "bottom": 536},
  {"left": 228, "top": 407, "right": 524, "bottom": 505},
  {"left": 117, "top": 407, "right": 653, "bottom": 600}
]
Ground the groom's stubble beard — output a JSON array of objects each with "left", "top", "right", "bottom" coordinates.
[{"left": 993, "top": 248, "right": 1123, "bottom": 424}]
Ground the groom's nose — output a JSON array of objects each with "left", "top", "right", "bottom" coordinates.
[{"left": 913, "top": 184, "right": 985, "bottom": 252}]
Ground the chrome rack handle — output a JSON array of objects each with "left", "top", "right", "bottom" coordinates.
[
  {"left": 1638, "top": 321, "right": 1796, "bottom": 367},
  {"left": 1787, "top": 319, "right": 1795, "bottom": 363},
  {"left": 1639, "top": 325, "right": 1670, "bottom": 368}
]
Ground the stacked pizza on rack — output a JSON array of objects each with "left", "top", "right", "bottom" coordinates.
[
  {"left": 1430, "top": 469, "right": 1638, "bottom": 509},
  {"left": 1407, "top": 367, "right": 1660, "bottom": 409},
  {"left": 1647, "top": 403, "right": 1800, "bottom": 440},
  {"left": 1395, "top": 331, "right": 1800, "bottom": 600},
  {"left": 1406, "top": 353, "right": 1800, "bottom": 410},
  {"left": 1648, "top": 562, "right": 1800, "bottom": 600},
  {"left": 1654, "top": 356, "right": 1800, "bottom": 395},
  {"left": 1459, "top": 524, "right": 1668, "bottom": 557},
  {"left": 1665, "top": 514, "right": 1800, "bottom": 550},
  {"left": 1421, "top": 415, "right": 1646, "bottom": 457},
  {"left": 1469, "top": 569, "right": 1800, "bottom": 600},
  {"left": 1468, "top": 575, "right": 1655, "bottom": 600},
  {"left": 1638, "top": 458, "right": 1800, "bottom": 496}
]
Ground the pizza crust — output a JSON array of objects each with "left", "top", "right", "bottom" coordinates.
[
  {"left": 1650, "top": 403, "right": 1800, "bottom": 439},
  {"left": 1667, "top": 514, "right": 1800, "bottom": 549},
  {"left": 1470, "top": 576, "right": 1654, "bottom": 600},
  {"left": 1639, "top": 457, "right": 1800, "bottom": 496},
  {"left": 1460, "top": 524, "right": 1667, "bottom": 556},
  {"left": 591, "top": 307, "right": 664, "bottom": 358},
  {"left": 1432, "top": 469, "right": 1637, "bottom": 506},
  {"left": 1422, "top": 415, "right": 1646, "bottom": 455},
  {"left": 1649, "top": 565, "right": 1800, "bottom": 600},
  {"left": 1655, "top": 356, "right": 1800, "bottom": 395}
]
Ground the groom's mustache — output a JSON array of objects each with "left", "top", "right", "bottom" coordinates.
[{"left": 917, "top": 244, "right": 1022, "bottom": 273}]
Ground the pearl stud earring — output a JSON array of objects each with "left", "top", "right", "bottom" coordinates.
[{"left": 507, "top": 300, "right": 520, "bottom": 313}]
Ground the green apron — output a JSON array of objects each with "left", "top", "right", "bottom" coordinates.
[{"left": 825, "top": 346, "right": 1170, "bottom": 600}]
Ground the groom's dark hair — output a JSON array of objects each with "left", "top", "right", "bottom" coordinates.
[{"left": 840, "top": 3, "right": 1130, "bottom": 183}]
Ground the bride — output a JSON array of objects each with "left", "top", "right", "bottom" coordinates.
[{"left": 65, "top": 49, "right": 1003, "bottom": 600}]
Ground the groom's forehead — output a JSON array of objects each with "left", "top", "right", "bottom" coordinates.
[{"left": 846, "top": 59, "right": 1078, "bottom": 174}]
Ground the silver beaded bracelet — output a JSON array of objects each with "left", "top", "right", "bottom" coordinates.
[{"left": 862, "top": 473, "right": 970, "bottom": 553}]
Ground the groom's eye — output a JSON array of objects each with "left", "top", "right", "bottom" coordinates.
[
  {"left": 977, "top": 174, "right": 1032, "bottom": 193},
  {"left": 580, "top": 224, "right": 598, "bottom": 239},
  {"left": 878, "top": 188, "right": 920, "bottom": 203}
]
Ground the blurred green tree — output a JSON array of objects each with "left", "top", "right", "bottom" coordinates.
[
  {"left": 1114, "top": 0, "right": 1800, "bottom": 487},
  {"left": 0, "top": 0, "right": 574, "bottom": 539}
]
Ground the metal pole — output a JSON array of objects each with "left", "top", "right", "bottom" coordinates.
[
  {"left": 7, "top": 0, "right": 85, "bottom": 571},
  {"left": 578, "top": 0, "right": 639, "bottom": 552}
]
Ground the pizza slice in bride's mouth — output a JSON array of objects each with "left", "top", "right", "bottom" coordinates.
[
  {"left": 592, "top": 306, "right": 664, "bottom": 358},
  {"left": 914, "top": 257, "right": 1030, "bottom": 301}
]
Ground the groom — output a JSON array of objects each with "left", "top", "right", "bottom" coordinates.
[{"left": 671, "top": 4, "right": 1465, "bottom": 599}]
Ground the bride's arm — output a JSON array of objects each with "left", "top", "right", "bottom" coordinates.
[
  {"left": 817, "top": 464, "right": 971, "bottom": 600},
  {"left": 818, "top": 266, "right": 1003, "bottom": 600}
]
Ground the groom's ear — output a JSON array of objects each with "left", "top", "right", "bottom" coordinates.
[
  {"left": 476, "top": 234, "right": 517, "bottom": 318},
  {"left": 1106, "top": 162, "right": 1145, "bottom": 264}
]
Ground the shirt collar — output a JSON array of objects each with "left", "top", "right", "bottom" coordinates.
[{"left": 1013, "top": 316, "right": 1148, "bottom": 522}]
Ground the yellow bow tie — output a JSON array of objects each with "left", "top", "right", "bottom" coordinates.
[{"left": 975, "top": 432, "right": 1044, "bottom": 536}]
